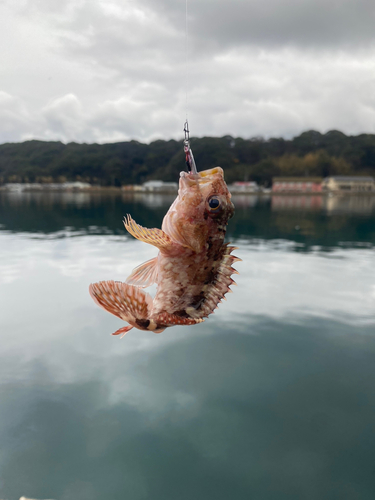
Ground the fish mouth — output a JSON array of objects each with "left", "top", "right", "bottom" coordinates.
[
  {"left": 180, "top": 167, "right": 224, "bottom": 187},
  {"left": 198, "top": 167, "right": 223, "bottom": 178}
]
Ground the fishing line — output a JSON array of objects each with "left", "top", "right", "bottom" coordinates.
[
  {"left": 183, "top": 0, "right": 197, "bottom": 174},
  {"left": 185, "top": 0, "right": 189, "bottom": 123}
]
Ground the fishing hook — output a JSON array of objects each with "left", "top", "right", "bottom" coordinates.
[{"left": 184, "top": 121, "right": 197, "bottom": 174}]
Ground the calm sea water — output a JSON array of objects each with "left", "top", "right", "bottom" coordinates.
[{"left": 1, "top": 191, "right": 375, "bottom": 500}]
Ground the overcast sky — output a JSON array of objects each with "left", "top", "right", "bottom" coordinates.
[{"left": 1, "top": 0, "right": 375, "bottom": 144}]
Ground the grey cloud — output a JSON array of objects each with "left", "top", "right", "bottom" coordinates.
[
  {"left": 42, "top": 94, "right": 90, "bottom": 142},
  {"left": 58, "top": 2, "right": 185, "bottom": 76},
  {"left": 1, "top": 0, "right": 375, "bottom": 144},
  {"left": 2, "top": 46, "right": 375, "bottom": 144},
  {"left": 12, "top": 0, "right": 375, "bottom": 64},
  {"left": 141, "top": 0, "right": 375, "bottom": 50},
  {"left": 0, "top": 91, "right": 34, "bottom": 143}
]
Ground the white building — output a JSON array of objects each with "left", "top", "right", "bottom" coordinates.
[
  {"left": 142, "top": 180, "right": 178, "bottom": 193},
  {"left": 322, "top": 176, "right": 375, "bottom": 192},
  {"left": 228, "top": 181, "right": 259, "bottom": 193},
  {"left": 2, "top": 182, "right": 91, "bottom": 191}
]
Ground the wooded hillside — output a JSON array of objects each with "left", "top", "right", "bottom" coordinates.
[{"left": 1, "top": 130, "right": 375, "bottom": 186}]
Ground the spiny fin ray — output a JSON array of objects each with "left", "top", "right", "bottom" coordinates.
[{"left": 190, "top": 244, "right": 240, "bottom": 319}]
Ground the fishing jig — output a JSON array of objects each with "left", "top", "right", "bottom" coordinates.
[{"left": 184, "top": 120, "right": 197, "bottom": 174}]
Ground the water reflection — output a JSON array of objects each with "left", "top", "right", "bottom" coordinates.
[
  {"left": 231, "top": 194, "right": 267, "bottom": 208},
  {"left": 3, "top": 191, "right": 375, "bottom": 215},
  {"left": 1, "top": 314, "right": 375, "bottom": 500},
  {"left": 122, "top": 192, "right": 177, "bottom": 208},
  {"left": 325, "top": 194, "right": 375, "bottom": 215},
  {"left": 272, "top": 193, "right": 375, "bottom": 215},
  {"left": 1, "top": 192, "right": 375, "bottom": 250},
  {"left": 1, "top": 192, "right": 375, "bottom": 499},
  {"left": 272, "top": 194, "right": 323, "bottom": 211},
  {"left": 2, "top": 189, "right": 94, "bottom": 208}
]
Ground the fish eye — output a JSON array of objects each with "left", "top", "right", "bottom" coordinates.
[{"left": 207, "top": 196, "right": 221, "bottom": 211}]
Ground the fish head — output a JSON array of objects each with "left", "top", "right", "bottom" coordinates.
[{"left": 162, "top": 167, "right": 234, "bottom": 253}]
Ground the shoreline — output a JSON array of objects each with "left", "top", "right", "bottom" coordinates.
[{"left": 1, "top": 186, "right": 375, "bottom": 196}]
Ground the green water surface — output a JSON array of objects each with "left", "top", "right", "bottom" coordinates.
[{"left": 0, "top": 191, "right": 375, "bottom": 500}]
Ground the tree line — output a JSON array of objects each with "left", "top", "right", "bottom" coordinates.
[{"left": 1, "top": 129, "right": 375, "bottom": 186}]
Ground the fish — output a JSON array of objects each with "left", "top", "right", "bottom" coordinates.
[{"left": 89, "top": 166, "right": 240, "bottom": 336}]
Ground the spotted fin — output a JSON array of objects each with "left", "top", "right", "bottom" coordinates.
[
  {"left": 126, "top": 257, "right": 158, "bottom": 288},
  {"left": 124, "top": 215, "right": 172, "bottom": 250},
  {"left": 89, "top": 280, "right": 153, "bottom": 333}
]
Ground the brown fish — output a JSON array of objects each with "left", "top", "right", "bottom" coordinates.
[{"left": 89, "top": 167, "right": 240, "bottom": 336}]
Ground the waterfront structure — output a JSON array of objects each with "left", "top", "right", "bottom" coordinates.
[
  {"left": 1, "top": 182, "right": 91, "bottom": 192},
  {"left": 322, "top": 176, "right": 375, "bottom": 192},
  {"left": 141, "top": 180, "right": 178, "bottom": 193},
  {"left": 228, "top": 181, "right": 259, "bottom": 193},
  {"left": 272, "top": 177, "right": 323, "bottom": 193},
  {"left": 122, "top": 184, "right": 144, "bottom": 191}
]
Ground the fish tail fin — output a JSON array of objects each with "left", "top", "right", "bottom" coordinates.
[{"left": 89, "top": 280, "right": 156, "bottom": 333}]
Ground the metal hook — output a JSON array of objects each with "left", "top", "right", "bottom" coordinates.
[
  {"left": 184, "top": 120, "right": 190, "bottom": 144},
  {"left": 183, "top": 121, "right": 197, "bottom": 174}
]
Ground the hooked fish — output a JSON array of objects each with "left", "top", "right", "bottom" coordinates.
[{"left": 89, "top": 166, "right": 240, "bottom": 336}]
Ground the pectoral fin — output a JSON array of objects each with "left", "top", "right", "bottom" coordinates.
[
  {"left": 124, "top": 215, "right": 172, "bottom": 250},
  {"left": 89, "top": 280, "right": 153, "bottom": 333},
  {"left": 126, "top": 257, "right": 158, "bottom": 288},
  {"left": 162, "top": 212, "right": 206, "bottom": 253}
]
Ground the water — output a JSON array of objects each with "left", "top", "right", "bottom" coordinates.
[{"left": 1, "top": 191, "right": 375, "bottom": 500}]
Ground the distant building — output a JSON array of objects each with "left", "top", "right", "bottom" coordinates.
[
  {"left": 62, "top": 181, "right": 91, "bottom": 191},
  {"left": 142, "top": 180, "right": 178, "bottom": 193},
  {"left": 122, "top": 184, "right": 144, "bottom": 192},
  {"left": 2, "top": 182, "right": 91, "bottom": 192},
  {"left": 272, "top": 177, "right": 323, "bottom": 193},
  {"left": 229, "top": 181, "right": 259, "bottom": 193},
  {"left": 2, "top": 183, "right": 25, "bottom": 192},
  {"left": 322, "top": 176, "right": 375, "bottom": 192}
]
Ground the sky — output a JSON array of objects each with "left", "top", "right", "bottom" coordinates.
[{"left": 0, "top": 0, "right": 375, "bottom": 144}]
